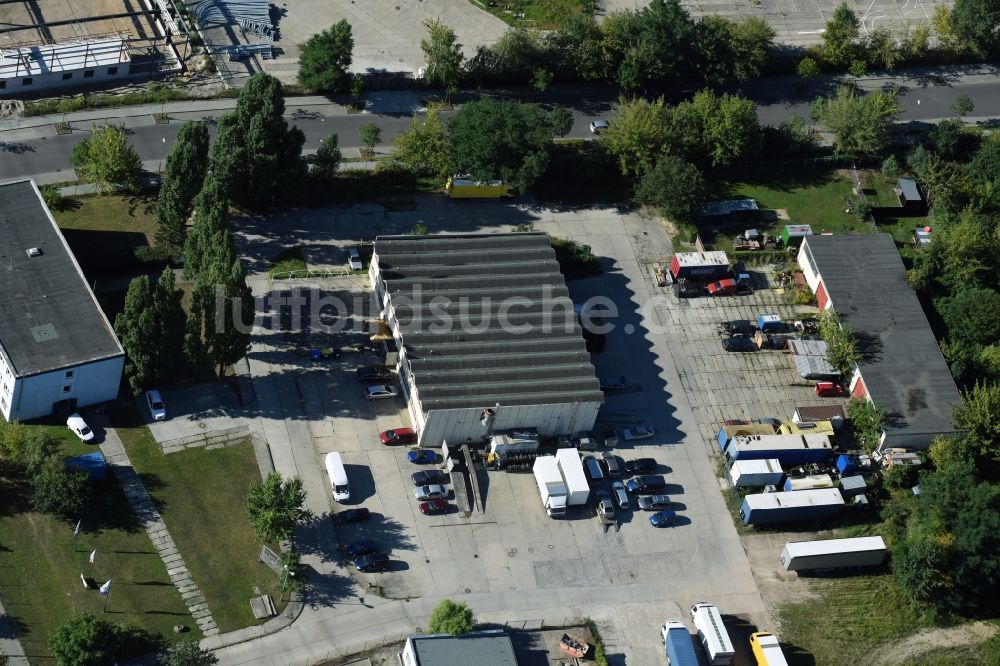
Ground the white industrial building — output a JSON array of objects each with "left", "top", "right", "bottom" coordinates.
[
  {"left": 369, "top": 233, "right": 603, "bottom": 447},
  {"left": 0, "top": 179, "right": 124, "bottom": 422},
  {"left": 0, "top": 38, "right": 131, "bottom": 94}
]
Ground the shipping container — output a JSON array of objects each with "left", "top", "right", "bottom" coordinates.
[
  {"left": 670, "top": 251, "right": 730, "bottom": 281},
  {"left": 556, "top": 448, "right": 590, "bottom": 506},
  {"left": 779, "top": 536, "right": 887, "bottom": 571},
  {"left": 740, "top": 488, "right": 845, "bottom": 525},
  {"left": 835, "top": 453, "right": 858, "bottom": 475},
  {"left": 756, "top": 313, "right": 783, "bottom": 333},
  {"left": 729, "top": 459, "right": 784, "bottom": 487},
  {"left": 724, "top": 434, "right": 832, "bottom": 465},
  {"left": 750, "top": 632, "right": 789, "bottom": 666},
  {"left": 661, "top": 621, "right": 699, "bottom": 666},
  {"left": 778, "top": 420, "right": 834, "bottom": 437},
  {"left": 717, "top": 424, "right": 776, "bottom": 450},
  {"left": 839, "top": 474, "right": 867, "bottom": 498},
  {"left": 782, "top": 474, "right": 834, "bottom": 491},
  {"left": 690, "top": 603, "right": 735, "bottom": 666},
  {"left": 781, "top": 224, "right": 813, "bottom": 247}
]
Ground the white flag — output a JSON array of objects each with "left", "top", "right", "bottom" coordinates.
[
  {"left": 88, "top": 550, "right": 96, "bottom": 566},
  {"left": 80, "top": 573, "right": 89, "bottom": 590},
  {"left": 74, "top": 520, "right": 81, "bottom": 537},
  {"left": 99, "top": 579, "right": 112, "bottom": 596}
]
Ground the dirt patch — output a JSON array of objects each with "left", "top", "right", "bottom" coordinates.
[{"left": 870, "top": 621, "right": 998, "bottom": 665}]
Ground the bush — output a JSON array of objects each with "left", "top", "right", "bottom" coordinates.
[
  {"left": 427, "top": 599, "right": 475, "bottom": 636},
  {"left": 550, "top": 237, "right": 603, "bottom": 280},
  {"left": 31, "top": 458, "right": 91, "bottom": 519},
  {"left": 268, "top": 246, "right": 307, "bottom": 277},
  {"left": 134, "top": 245, "right": 173, "bottom": 264}
]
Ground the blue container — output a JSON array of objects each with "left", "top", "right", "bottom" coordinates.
[
  {"left": 836, "top": 454, "right": 858, "bottom": 476},
  {"left": 757, "top": 313, "right": 782, "bottom": 333}
]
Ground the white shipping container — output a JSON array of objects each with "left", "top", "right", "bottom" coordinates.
[
  {"left": 780, "top": 536, "right": 887, "bottom": 571},
  {"left": 556, "top": 448, "right": 590, "bottom": 505},
  {"left": 729, "top": 459, "right": 783, "bottom": 487},
  {"left": 690, "top": 603, "right": 735, "bottom": 666}
]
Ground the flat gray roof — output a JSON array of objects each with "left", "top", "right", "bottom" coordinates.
[
  {"left": 803, "top": 234, "right": 961, "bottom": 439},
  {"left": 897, "top": 177, "right": 921, "bottom": 202},
  {"left": 409, "top": 632, "right": 518, "bottom": 666},
  {"left": 373, "top": 233, "right": 603, "bottom": 411},
  {"left": 0, "top": 180, "right": 123, "bottom": 377}
]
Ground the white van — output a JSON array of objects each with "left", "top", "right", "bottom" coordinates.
[
  {"left": 690, "top": 602, "right": 735, "bottom": 665},
  {"left": 325, "top": 452, "right": 350, "bottom": 503}
]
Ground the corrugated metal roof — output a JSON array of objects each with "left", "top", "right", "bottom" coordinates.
[
  {"left": 409, "top": 633, "right": 518, "bottom": 666},
  {"left": 0, "top": 38, "right": 129, "bottom": 79},
  {"left": 795, "top": 405, "right": 847, "bottom": 421},
  {"left": 672, "top": 251, "right": 729, "bottom": 268},
  {"left": 802, "top": 234, "right": 961, "bottom": 440},
  {"left": 787, "top": 339, "right": 828, "bottom": 356},
  {"left": 793, "top": 354, "right": 839, "bottom": 379}
]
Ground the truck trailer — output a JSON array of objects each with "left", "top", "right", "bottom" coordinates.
[
  {"left": 728, "top": 459, "right": 784, "bottom": 487},
  {"left": 661, "top": 621, "right": 699, "bottom": 666},
  {"left": 445, "top": 176, "right": 514, "bottom": 198},
  {"left": 533, "top": 456, "right": 567, "bottom": 517},
  {"left": 783, "top": 473, "right": 834, "bottom": 491},
  {"left": 780, "top": 536, "right": 887, "bottom": 572},
  {"left": 670, "top": 251, "right": 730, "bottom": 281},
  {"left": 740, "top": 488, "right": 845, "bottom": 526},
  {"left": 717, "top": 424, "right": 776, "bottom": 450},
  {"left": 750, "top": 632, "right": 789, "bottom": 666},
  {"left": 556, "top": 448, "right": 590, "bottom": 506},
  {"left": 690, "top": 603, "right": 734, "bottom": 666},
  {"left": 724, "top": 434, "right": 832, "bottom": 465},
  {"left": 489, "top": 429, "right": 540, "bottom": 457}
]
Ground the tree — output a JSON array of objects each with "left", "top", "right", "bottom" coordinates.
[
  {"left": 634, "top": 155, "right": 705, "bottom": 222},
  {"left": 900, "top": 24, "right": 931, "bottom": 61},
  {"left": 160, "top": 639, "right": 218, "bottom": 666},
  {"left": 818, "top": 309, "right": 860, "bottom": 376},
  {"left": 155, "top": 121, "right": 209, "bottom": 252},
  {"left": 70, "top": 124, "right": 143, "bottom": 194},
  {"left": 359, "top": 123, "right": 382, "bottom": 159},
  {"left": 667, "top": 90, "right": 760, "bottom": 168},
  {"left": 427, "top": 599, "right": 476, "bottom": 636},
  {"left": 115, "top": 276, "right": 155, "bottom": 395},
  {"left": 821, "top": 3, "right": 860, "bottom": 66},
  {"left": 633, "top": 0, "right": 697, "bottom": 85},
  {"left": 951, "top": 382, "right": 1000, "bottom": 475},
  {"left": 0, "top": 419, "right": 31, "bottom": 462},
  {"left": 881, "top": 154, "right": 899, "bottom": 181},
  {"left": 392, "top": 107, "right": 449, "bottom": 178},
  {"left": 531, "top": 68, "right": 553, "bottom": 92},
  {"left": 932, "top": 5, "right": 971, "bottom": 55},
  {"left": 313, "top": 133, "right": 342, "bottom": 179},
  {"left": 951, "top": 0, "right": 1000, "bottom": 55},
  {"left": 938, "top": 286, "right": 1000, "bottom": 349},
  {"left": 149, "top": 266, "right": 186, "bottom": 382},
  {"left": 421, "top": 19, "right": 463, "bottom": 95},
  {"left": 814, "top": 86, "right": 901, "bottom": 157},
  {"left": 245, "top": 472, "right": 309, "bottom": 543},
  {"left": 191, "top": 238, "right": 253, "bottom": 377},
  {"left": 31, "top": 458, "right": 91, "bottom": 520},
  {"left": 447, "top": 99, "right": 571, "bottom": 192},
  {"left": 18, "top": 430, "right": 60, "bottom": 476},
  {"left": 892, "top": 532, "right": 953, "bottom": 603},
  {"left": 846, "top": 398, "right": 886, "bottom": 453},
  {"left": 729, "top": 17, "right": 775, "bottom": 82},
  {"left": 796, "top": 56, "right": 821, "bottom": 77},
  {"left": 182, "top": 176, "right": 229, "bottom": 281},
  {"left": 925, "top": 118, "right": 964, "bottom": 161},
  {"left": 209, "top": 74, "right": 306, "bottom": 205},
  {"left": 49, "top": 614, "right": 121, "bottom": 666},
  {"left": 599, "top": 97, "right": 672, "bottom": 177},
  {"left": 867, "top": 26, "right": 901, "bottom": 70},
  {"left": 297, "top": 19, "right": 354, "bottom": 92},
  {"left": 952, "top": 94, "right": 975, "bottom": 118}
]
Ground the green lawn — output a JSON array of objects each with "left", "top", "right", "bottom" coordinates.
[
  {"left": 476, "top": 0, "right": 594, "bottom": 28},
  {"left": 117, "top": 422, "right": 284, "bottom": 633},
  {"left": 268, "top": 246, "right": 307, "bottom": 277},
  {"left": 0, "top": 426, "right": 192, "bottom": 662}
]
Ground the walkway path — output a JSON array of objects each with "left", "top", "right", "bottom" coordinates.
[
  {"left": 98, "top": 428, "right": 220, "bottom": 637},
  {"left": 0, "top": 596, "right": 28, "bottom": 665}
]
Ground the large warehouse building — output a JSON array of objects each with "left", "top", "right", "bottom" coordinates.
[
  {"left": 369, "top": 232, "right": 603, "bottom": 447},
  {"left": 798, "top": 234, "right": 961, "bottom": 449},
  {"left": 0, "top": 179, "right": 124, "bottom": 422}
]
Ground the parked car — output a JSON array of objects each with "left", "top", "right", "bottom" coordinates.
[
  {"left": 611, "top": 481, "right": 630, "bottom": 509},
  {"left": 419, "top": 499, "right": 449, "bottom": 515},
  {"left": 589, "top": 119, "right": 610, "bottom": 133},
  {"left": 719, "top": 319, "right": 755, "bottom": 337},
  {"left": 345, "top": 540, "right": 380, "bottom": 557},
  {"left": 355, "top": 553, "right": 391, "bottom": 572},
  {"left": 722, "top": 337, "right": 757, "bottom": 352},
  {"left": 365, "top": 384, "right": 398, "bottom": 400},
  {"left": 145, "top": 389, "right": 166, "bottom": 421},
  {"left": 623, "top": 425, "right": 654, "bottom": 441},
  {"left": 414, "top": 484, "right": 448, "bottom": 501},
  {"left": 815, "top": 381, "right": 847, "bottom": 397},
  {"left": 624, "top": 458, "right": 658, "bottom": 475},
  {"left": 626, "top": 475, "right": 667, "bottom": 495},
  {"left": 355, "top": 366, "right": 391, "bottom": 383},
  {"left": 411, "top": 470, "right": 449, "bottom": 486},
  {"left": 346, "top": 247, "right": 363, "bottom": 270},
  {"left": 407, "top": 449, "right": 437, "bottom": 464},
  {"left": 595, "top": 489, "right": 615, "bottom": 521},
  {"left": 599, "top": 376, "right": 627, "bottom": 392},
  {"left": 649, "top": 510, "right": 678, "bottom": 527},
  {"left": 380, "top": 428, "right": 417, "bottom": 445},
  {"left": 601, "top": 452, "right": 622, "bottom": 477},
  {"left": 674, "top": 281, "right": 704, "bottom": 298},
  {"left": 637, "top": 495, "right": 672, "bottom": 511},
  {"left": 333, "top": 507, "right": 370, "bottom": 524},
  {"left": 707, "top": 278, "right": 739, "bottom": 296},
  {"left": 66, "top": 413, "right": 95, "bottom": 442}
]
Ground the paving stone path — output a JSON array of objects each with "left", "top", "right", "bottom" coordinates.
[{"left": 99, "top": 429, "right": 219, "bottom": 637}]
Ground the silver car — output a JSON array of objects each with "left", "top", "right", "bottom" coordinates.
[
  {"left": 601, "top": 451, "right": 622, "bottom": 477},
  {"left": 637, "top": 495, "right": 672, "bottom": 511},
  {"left": 365, "top": 384, "right": 398, "bottom": 400},
  {"left": 611, "top": 480, "right": 630, "bottom": 509},
  {"left": 595, "top": 489, "right": 616, "bottom": 521},
  {"left": 414, "top": 484, "right": 448, "bottom": 501}
]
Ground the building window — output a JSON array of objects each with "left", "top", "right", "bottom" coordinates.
[
  {"left": 62, "top": 385, "right": 72, "bottom": 393},
  {"left": 0, "top": 80, "right": 6, "bottom": 89},
  {"left": 22, "top": 78, "right": 32, "bottom": 86},
  {"left": 65, "top": 370, "right": 74, "bottom": 379},
  {"left": 1, "top": 396, "right": 6, "bottom": 411},
  {"left": 84, "top": 70, "right": 94, "bottom": 78},
  {"left": 62, "top": 72, "right": 73, "bottom": 80},
  {"left": 107, "top": 66, "right": 118, "bottom": 75}
]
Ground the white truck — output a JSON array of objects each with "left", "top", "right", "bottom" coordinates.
[
  {"left": 690, "top": 603, "right": 735, "bottom": 666},
  {"left": 533, "top": 456, "right": 568, "bottom": 517},
  {"left": 556, "top": 448, "right": 590, "bottom": 506}
]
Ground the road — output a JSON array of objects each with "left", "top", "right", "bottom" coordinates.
[{"left": 1, "top": 72, "right": 999, "bottom": 185}]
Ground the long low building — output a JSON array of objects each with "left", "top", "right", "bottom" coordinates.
[
  {"left": 798, "top": 234, "right": 962, "bottom": 449},
  {"left": 369, "top": 232, "right": 603, "bottom": 447},
  {"left": 0, "top": 38, "right": 131, "bottom": 94}
]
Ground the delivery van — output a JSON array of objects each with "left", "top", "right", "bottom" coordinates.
[{"left": 325, "top": 452, "right": 350, "bottom": 503}]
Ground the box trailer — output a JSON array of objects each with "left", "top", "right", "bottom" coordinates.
[
  {"left": 783, "top": 474, "right": 834, "bottom": 491},
  {"left": 750, "top": 632, "right": 789, "bottom": 666},
  {"left": 556, "top": 448, "right": 590, "bottom": 506},
  {"left": 533, "top": 456, "right": 568, "bottom": 517},
  {"left": 728, "top": 459, "right": 783, "bottom": 488},
  {"left": 740, "top": 488, "right": 845, "bottom": 526},
  {"left": 724, "top": 434, "right": 832, "bottom": 465},
  {"left": 670, "top": 251, "right": 730, "bottom": 281},
  {"left": 717, "top": 424, "right": 776, "bottom": 450},
  {"left": 661, "top": 621, "right": 699, "bottom": 666},
  {"left": 690, "top": 603, "right": 734, "bottom": 666},
  {"left": 779, "top": 536, "right": 887, "bottom": 572}
]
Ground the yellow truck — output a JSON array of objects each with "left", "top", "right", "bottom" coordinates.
[
  {"left": 750, "top": 632, "right": 788, "bottom": 666},
  {"left": 445, "top": 176, "right": 514, "bottom": 198}
]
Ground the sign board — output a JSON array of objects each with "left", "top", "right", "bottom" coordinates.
[{"left": 259, "top": 545, "right": 282, "bottom": 574}]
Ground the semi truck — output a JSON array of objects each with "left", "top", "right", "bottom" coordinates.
[
  {"left": 780, "top": 536, "right": 887, "bottom": 572},
  {"left": 750, "top": 632, "right": 789, "bottom": 666},
  {"left": 724, "top": 433, "right": 832, "bottom": 465},
  {"left": 728, "top": 459, "right": 783, "bottom": 488},
  {"left": 660, "top": 621, "right": 699, "bottom": 666},
  {"left": 670, "top": 251, "right": 731, "bottom": 281},
  {"left": 533, "top": 456, "right": 568, "bottom": 517},
  {"left": 690, "top": 603, "right": 734, "bottom": 665},
  {"left": 740, "top": 488, "right": 845, "bottom": 526}
]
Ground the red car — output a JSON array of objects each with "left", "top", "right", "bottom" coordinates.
[
  {"left": 707, "top": 279, "right": 738, "bottom": 296},
  {"left": 815, "top": 382, "right": 847, "bottom": 397},
  {"left": 380, "top": 427, "right": 417, "bottom": 445},
  {"left": 419, "top": 499, "right": 449, "bottom": 515}
]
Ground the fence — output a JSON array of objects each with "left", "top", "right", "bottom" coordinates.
[{"left": 159, "top": 423, "right": 251, "bottom": 453}]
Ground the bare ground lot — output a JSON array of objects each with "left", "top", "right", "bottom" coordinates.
[{"left": 0, "top": 0, "right": 161, "bottom": 46}]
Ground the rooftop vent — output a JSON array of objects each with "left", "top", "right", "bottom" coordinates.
[{"left": 26, "top": 247, "right": 42, "bottom": 257}]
